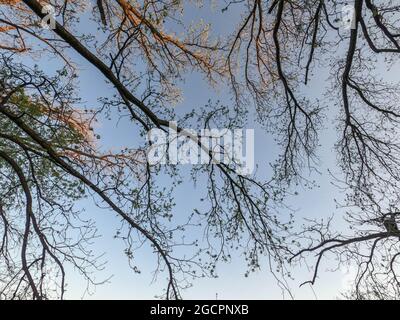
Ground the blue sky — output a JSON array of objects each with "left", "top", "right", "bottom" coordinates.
[{"left": 24, "top": 1, "right": 355, "bottom": 299}]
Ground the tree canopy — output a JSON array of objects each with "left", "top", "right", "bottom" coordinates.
[{"left": 0, "top": 0, "right": 400, "bottom": 299}]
